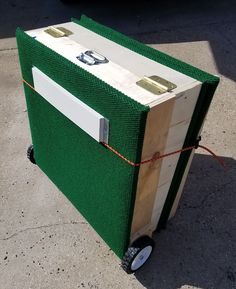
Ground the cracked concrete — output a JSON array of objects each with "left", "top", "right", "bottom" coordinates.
[
  {"left": 0, "top": 221, "right": 87, "bottom": 241},
  {"left": 0, "top": 0, "right": 236, "bottom": 289}
]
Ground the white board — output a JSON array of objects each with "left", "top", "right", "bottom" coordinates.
[
  {"left": 63, "top": 22, "right": 195, "bottom": 87},
  {"left": 27, "top": 22, "right": 197, "bottom": 106},
  {"left": 32, "top": 66, "right": 109, "bottom": 143}
]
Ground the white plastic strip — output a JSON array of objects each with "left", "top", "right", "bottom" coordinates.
[{"left": 32, "top": 66, "right": 109, "bottom": 143}]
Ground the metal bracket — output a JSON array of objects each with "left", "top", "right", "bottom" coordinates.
[
  {"left": 77, "top": 50, "right": 109, "bottom": 66},
  {"left": 44, "top": 27, "right": 73, "bottom": 38},
  {"left": 136, "top": 75, "right": 177, "bottom": 95}
]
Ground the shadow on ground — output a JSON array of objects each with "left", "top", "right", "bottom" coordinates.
[
  {"left": 1, "top": 0, "right": 236, "bottom": 81},
  {"left": 134, "top": 153, "right": 236, "bottom": 289}
]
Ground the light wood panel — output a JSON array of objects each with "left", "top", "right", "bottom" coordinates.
[
  {"left": 168, "top": 150, "right": 195, "bottom": 219},
  {"left": 130, "top": 97, "right": 175, "bottom": 236},
  {"left": 150, "top": 83, "right": 201, "bottom": 230},
  {"left": 27, "top": 22, "right": 196, "bottom": 106},
  {"left": 64, "top": 22, "right": 195, "bottom": 87},
  {"left": 131, "top": 82, "right": 201, "bottom": 241}
]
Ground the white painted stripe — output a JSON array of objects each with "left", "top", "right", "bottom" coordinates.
[{"left": 32, "top": 67, "right": 109, "bottom": 143}]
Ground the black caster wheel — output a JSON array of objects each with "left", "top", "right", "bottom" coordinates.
[
  {"left": 121, "top": 235, "right": 155, "bottom": 274},
  {"left": 27, "top": 144, "right": 36, "bottom": 164}
]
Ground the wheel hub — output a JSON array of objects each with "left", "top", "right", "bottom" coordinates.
[{"left": 131, "top": 245, "right": 153, "bottom": 271}]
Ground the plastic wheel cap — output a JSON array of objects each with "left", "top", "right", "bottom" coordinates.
[{"left": 130, "top": 245, "right": 153, "bottom": 271}]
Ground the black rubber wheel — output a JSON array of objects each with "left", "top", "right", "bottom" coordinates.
[
  {"left": 27, "top": 145, "right": 36, "bottom": 164},
  {"left": 121, "top": 236, "right": 155, "bottom": 274}
]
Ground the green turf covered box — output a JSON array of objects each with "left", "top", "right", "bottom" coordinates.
[{"left": 16, "top": 15, "right": 219, "bottom": 273}]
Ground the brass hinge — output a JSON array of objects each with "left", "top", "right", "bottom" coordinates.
[
  {"left": 136, "top": 75, "right": 177, "bottom": 95},
  {"left": 44, "top": 26, "right": 73, "bottom": 38}
]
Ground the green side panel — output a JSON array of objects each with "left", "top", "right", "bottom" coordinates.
[
  {"left": 16, "top": 28, "right": 149, "bottom": 258},
  {"left": 72, "top": 15, "right": 219, "bottom": 228}
]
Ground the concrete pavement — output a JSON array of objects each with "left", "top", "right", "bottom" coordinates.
[{"left": 0, "top": 1, "right": 236, "bottom": 288}]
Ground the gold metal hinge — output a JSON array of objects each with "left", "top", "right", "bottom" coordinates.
[
  {"left": 136, "top": 75, "right": 177, "bottom": 95},
  {"left": 44, "top": 26, "right": 73, "bottom": 38}
]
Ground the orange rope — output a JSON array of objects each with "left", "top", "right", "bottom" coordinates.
[
  {"left": 102, "top": 142, "right": 226, "bottom": 169},
  {"left": 22, "top": 79, "right": 226, "bottom": 169},
  {"left": 198, "top": 144, "right": 226, "bottom": 168},
  {"left": 22, "top": 79, "right": 35, "bottom": 91}
]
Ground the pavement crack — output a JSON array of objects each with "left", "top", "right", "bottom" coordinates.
[
  {"left": 0, "top": 47, "right": 17, "bottom": 52},
  {"left": 0, "top": 221, "right": 87, "bottom": 241}
]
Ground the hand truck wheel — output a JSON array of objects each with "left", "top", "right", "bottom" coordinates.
[
  {"left": 27, "top": 144, "right": 36, "bottom": 164},
  {"left": 121, "top": 235, "right": 155, "bottom": 274}
]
